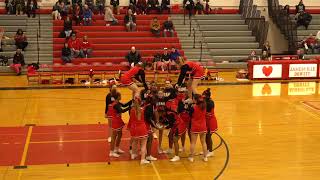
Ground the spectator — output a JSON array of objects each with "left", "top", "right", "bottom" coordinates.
[
  {"left": 316, "top": 31, "right": 320, "bottom": 41},
  {"left": 60, "top": 16, "right": 73, "bottom": 39},
  {"left": 83, "top": 4, "right": 93, "bottom": 26},
  {"left": 297, "top": 49, "right": 305, "bottom": 59},
  {"left": 52, "top": 2, "right": 62, "bottom": 20},
  {"left": 80, "top": 35, "right": 93, "bottom": 58},
  {"left": 59, "top": 2, "right": 69, "bottom": 19},
  {"left": 248, "top": 50, "right": 258, "bottom": 60},
  {"left": 14, "top": 29, "right": 28, "bottom": 51},
  {"left": 85, "top": 0, "right": 94, "bottom": 10},
  {"left": 61, "top": 42, "right": 72, "bottom": 64},
  {"left": 10, "top": 49, "right": 25, "bottom": 75},
  {"left": 162, "top": 47, "right": 172, "bottom": 71},
  {"left": 153, "top": 53, "right": 163, "bottom": 71},
  {"left": 204, "top": 0, "right": 211, "bottom": 14},
  {"left": 15, "top": 0, "right": 25, "bottom": 16},
  {"left": 296, "top": 11, "right": 312, "bottom": 30},
  {"left": 262, "top": 41, "right": 271, "bottom": 58},
  {"left": 96, "top": 0, "right": 105, "bottom": 15},
  {"left": 163, "top": 16, "right": 174, "bottom": 37},
  {"left": 68, "top": 33, "right": 82, "bottom": 58},
  {"left": 183, "top": 0, "right": 194, "bottom": 17},
  {"left": 283, "top": 5, "right": 290, "bottom": 15},
  {"left": 304, "top": 33, "right": 317, "bottom": 53},
  {"left": 195, "top": 0, "right": 204, "bottom": 14},
  {"left": 147, "top": 0, "right": 160, "bottom": 14},
  {"left": 136, "top": 0, "right": 147, "bottom": 15},
  {"left": 160, "top": 0, "right": 170, "bottom": 14},
  {"left": 124, "top": 9, "right": 137, "bottom": 31},
  {"left": 261, "top": 51, "right": 269, "bottom": 60},
  {"left": 104, "top": 5, "right": 119, "bottom": 26},
  {"left": 110, "top": 0, "right": 120, "bottom": 15},
  {"left": 5, "top": 0, "right": 14, "bottom": 15},
  {"left": 295, "top": 0, "right": 305, "bottom": 14},
  {"left": 125, "top": 46, "right": 142, "bottom": 67},
  {"left": 170, "top": 46, "right": 181, "bottom": 61},
  {"left": 26, "top": 0, "right": 38, "bottom": 18},
  {"left": 72, "top": 3, "right": 82, "bottom": 25},
  {"left": 150, "top": 17, "right": 161, "bottom": 37}
]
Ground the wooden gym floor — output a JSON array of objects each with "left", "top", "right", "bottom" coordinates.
[{"left": 1, "top": 82, "right": 320, "bottom": 180}]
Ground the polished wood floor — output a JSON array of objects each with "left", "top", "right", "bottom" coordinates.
[{"left": 1, "top": 82, "right": 320, "bottom": 180}]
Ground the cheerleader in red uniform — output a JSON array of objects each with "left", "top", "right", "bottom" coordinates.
[
  {"left": 108, "top": 92, "right": 132, "bottom": 158},
  {"left": 189, "top": 94, "right": 208, "bottom": 162},
  {"left": 203, "top": 88, "right": 218, "bottom": 157},
  {"left": 120, "top": 62, "right": 148, "bottom": 99},
  {"left": 105, "top": 80, "right": 118, "bottom": 143},
  {"left": 176, "top": 57, "right": 205, "bottom": 98},
  {"left": 155, "top": 90, "right": 167, "bottom": 154},
  {"left": 129, "top": 97, "right": 150, "bottom": 165}
]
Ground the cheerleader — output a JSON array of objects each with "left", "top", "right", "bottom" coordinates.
[
  {"left": 189, "top": 94, "right": 208, "bottom": 162},
  {"left": 108, "top": 92, "right": 132, "bottom": 157},
  {"left": 120, "top": 62, "right": 148, "bottom": 99},
  {"left": 129, "top": 97, "right": 150, "bottom": 165},
  {"left": 105, "top": 81, "right": 118, "bottom": 143},
  {"left": 175, "top": 57, "right": 205, "bottom": 98},
  {"left": 203, "top": 88, "right": 218, "bottom": 157}
]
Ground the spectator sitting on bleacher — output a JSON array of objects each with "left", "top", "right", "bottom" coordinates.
[
  {"left": 170, "top": 46, "right": 181, "bottom": 62},
  {"left": 14, "top": 29, "right": 28, "bottom": 51},
  {"left": 152, "top": 53, "right": 163, "bottom": 71},
  {"left": 105, "top": 5, "right": 119, "bottom": 26},
  {"left": 80, "top": 35, "right": 93, "bottom": 58},
  {"left": 295, "top": 0, "right": 305, "bottom": 14},
  {"left": 73, "top": 3, "right": 82, "bottom": 25},
  {"left": 52, "top": 2, "right": 62, "bottom": 20},
  {"left": 124, "top": 9, "right": 137, "bottom": 31},
  {"left": 68, "top": 33, "right": 82, "bottom": 58},
  {"left": 96, "top": 0, "right": 105, "bottom": 15},
  {"left": 304, "top": 33, "right": 317, "bottom": 54},
  {"left": 136, "top": 0, "right": 147, "bottom": 15},
  {"left": 147, "top": 0, "right": 160, "bottom": 14},
  {"left": 59, "top": 2, "right": 69, "bottom": 19},
  {"left": 296, "top": 11, "right": 312, "bottom": 30},
  {"left": 15, "top": 0, "right": 25, "bottom": 16},
  {"left": 297, "top": 49, "right": 305, "bottom": 59},
  {"left": 150, "top": 17, "right": 161, "bottom": 37},
  {"left": 261, "top": 51, "right": 269, "bottom": 61},
  {"left": 162, "top": 47, "right": 173, "bottom": 71},
  {"left": 126, "top": 46, "right": 142, "bottom": 67},
  {"left": 110, "top": 0, "right": 120, "bottom": 15},
  {"left": 60, "top": 16, "right": 73, "bottom": 39},
  {"left": 10, "top": 49, "right": 25, "bottom": 75},
  {"left": 61, "top": 42, "right": 72, "bottom": 64},
  {"left": 85, "top": 0, "right": 94, "bottom": 11},
  {"left": 183, "top": 0, "right": 195, "bottom": 17},
  {"left": 195, "top": 0, "right": 204, "bottom": 14},
  {"left": 160, "top": 0, "right": 170, "bottom": 14},
  {"left": 248, "top": 50, "right": 258, "bottom": 60},
  {"left": 26, "top": 0, "right": 38, "bottom": 18},
  {"left": 262, "top": 41, "right": 271, "bottom": 59},
  {"left": 5, "top": 0, "right": 14, "bottom": 15},
  {"left": 163, "top": 16, "right": 174, "bottom": 37},
  {"left": 83, "top": 4, "right": 93, "bottom": 26}
]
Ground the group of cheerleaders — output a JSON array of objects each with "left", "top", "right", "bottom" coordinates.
[{"left": 105, "top": 57, "right": 218, "bottom": 165}]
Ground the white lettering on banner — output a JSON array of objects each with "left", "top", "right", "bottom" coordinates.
[
  {"left": 288, "top": 82, "right": 316, "bottom": 95},
  {"left": 253, "top": 64, "right": 282, "bottom": 79},
  {"left": 252, "top": 83, "right": 281, "bottom": 96},
  {"left": 289, "top": 64, "right": 318, "bottom": 78}
]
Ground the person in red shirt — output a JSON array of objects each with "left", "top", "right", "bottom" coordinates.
[
  {"left": 304, "top": 33, "right": 317, "bottom": 53},
  {"left": 67, "top": 33, "right": 82, "bottom": 58},
  {"left": 189, "top": 94, "right": 208, "bottom": 162},
  {"left": 176, "top": 57, "right": 205, "bottom": 98},
  {"left": 80, "top": 35, "right": 93, "bottom": 58}
]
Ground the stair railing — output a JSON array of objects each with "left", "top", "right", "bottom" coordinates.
[
  {"left": 188, "top": 16, "right": 192, "bottom": 37},
  {"left": 199, "top": 41, "right": 203, "bottom": 61},
  {"left": 193, "top": 28, "right": 196, "bottom": 48},
  {"left": 37, "top": 29, "right": 40, "bottom": 65}
]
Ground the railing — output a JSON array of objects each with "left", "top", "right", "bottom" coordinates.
[
  {"left": 239, "top": 0, "right": 269, "bottom": 49},
  {"left": 37, "top": 29, "right": 40, "bottom": 65},
  {"left": 267, "top": 0, "right": 297, "bottom": 53}
]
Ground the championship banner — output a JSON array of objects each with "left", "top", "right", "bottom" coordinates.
[
  {"left": 288, "top": 82, "right": 316, "bottom": 95},
  {"left": 253, "top": 64, "right": 282, "bottom": 79},
  {"left": 289, "top": 64, "right": 318, "bottom": 78},
  {"left": 252, "top": 83, "right": 281, "bottom": 96}
]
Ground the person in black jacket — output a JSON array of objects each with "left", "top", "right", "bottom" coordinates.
[
  {"left": 110, "top": 0, "right": 120, "bottom": 15},
  {"left": 61, "top": 43, "right": 72, "bottom": 64},
  {"left": 160, "top": 0, "right": 170, "bottom": 13},
  {"left": 126, "top": 46, "right": 142, "bottom": 67},
  {"left": 124, "top": 9, "right": 137, "bottom": 31},
  {"left": 60, "top": 16, "right": 73, "bottom": 39},
  {"left": 10, "top": 49, "right": 25, "bottom": 75},
  {"left": 146, "top": 0, "right": 160, "bottom": 14},
  {"left": 183, "top": 0, "right": 194, "bottom": 17},
  {"left": 163, "top": 16, "right": 174, "bottom": 37},
  {"left": 296, "top": 0, "right": 305, "bottom": 14},
  {"left": 296, "top": 11, "right": 312, "bottom": 30},
  {"left": 26, "top": 0, "right": 38, "bottom": 18}
]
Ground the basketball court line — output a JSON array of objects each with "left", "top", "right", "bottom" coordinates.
[
  {"left": 301, "top": 101, "right": 320, "bottom": 111},
  {"left": 151, "top": 162, "right": 162, "bottom": 180},
  {"left": 19, "top": 126, "right": 33, "bottom": 167}
]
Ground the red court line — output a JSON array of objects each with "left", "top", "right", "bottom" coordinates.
[{"left": 302, "top": 101, "right": 320, "bottom": 111}]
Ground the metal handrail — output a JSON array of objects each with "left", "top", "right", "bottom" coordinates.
[
  {"left": 37, "top": 29, "right": 40, "bottom": 65},
  {"left": 199, "top": 41, "right": 203, "bottom": 61},
  {"left": 193, "top": 28, "right": 196, "bottom": 48}
]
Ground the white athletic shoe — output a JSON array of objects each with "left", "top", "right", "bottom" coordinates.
[
  {"left": 179, "top": 147, "right": 185, "bottom": 152},
  {"left": 109, "top": 151, "right": 120, "bottom": 158},
  {"left": 116, "top": 148, "right": 125, "bottom": 154},
  {"left": 207, "top": 151, "right": 214, "bottom": 157},
  {"left": 170, "top": 156, "right": 180, "bottom": 162},
  {"left": 140, "top": 159, "right": 150, "bottom": 165},
  {"left": 146, "top": 156, "right": 157, "bottom": 161},
  {"left": 163, "top": 149, "right": 173, "bottom": 154},
  {"left": 107, "top": 137, "right": 111, "bottom": 143},
  {"left": 131, "top": 154, "right": 138, "bottom": 160},
  {"left": 188, "top": 157, "right": 194, "bottom": 162},
  {"left": 203, "top": 157, "right": 208, "bottom": 162}
]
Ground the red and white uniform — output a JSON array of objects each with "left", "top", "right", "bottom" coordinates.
[
  {"left": 190, "top": 105, "right": 207, "bottom": 133},
  {"left": 129, "top": 108, "right": 149, "bottom": 138},
  {"left": 109, "top": 101, "right": 125, "bottom": 130},
  {"left": 169, "top": 112, "right": 187, "bottom": 136},
  {"left": 81, "top": 40, "right": 92, "bottom": 49},
  {"left": 120, "top": 66, "right": 142, "bottom": 86},
  {"left": 166, "top": 99, "right": 177, "bottom": 112},
  {"left": 185, "top": 61, "right": 205, "bottom": 79},
  {"left": 206, "top": 107, "right": 218, "bottom": 133}
]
